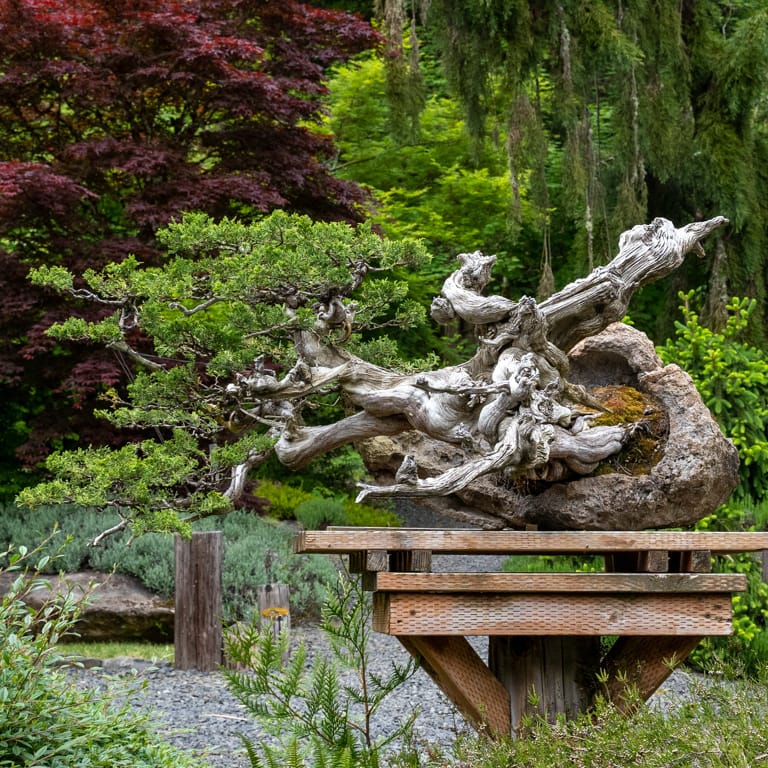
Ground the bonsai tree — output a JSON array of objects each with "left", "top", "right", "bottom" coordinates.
[
  {"left": 17, "top": 211, "right": 734, "bottom": 540},
  {"left": 17, "top": 212, "right": 430, "bottom": 540}
]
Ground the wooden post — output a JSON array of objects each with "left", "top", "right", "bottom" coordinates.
[
  {"left": 488, "top": 635, "right": 599, "bottom": 732},
  {"left": 174, "top": 531, "right": 223, "bottom": 671},
  {"left": 258, "top": 583, "right": 291, "bottom": 643}
]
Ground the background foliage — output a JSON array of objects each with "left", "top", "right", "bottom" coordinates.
[
  {"left": 0, "top": 504, "right": 338, "bottom": 621},
  {"left": 328, "top": 0, "right": 768, "bottom": 343},
  {"left": 0, "top": 542, "right": 202, "bottom": 767}
]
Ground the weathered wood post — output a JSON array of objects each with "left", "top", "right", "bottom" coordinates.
[
  {"left": 258, "top": 582, "right": 291, "bottom": 662},
  {"left": 174, "top": 530, "right": 223, "bottom": 671}
]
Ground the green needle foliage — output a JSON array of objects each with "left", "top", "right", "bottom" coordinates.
[
  {"left": 658, "top": 290, "right": 768, "bottom": 503},
  {"left": 658, "top": 291, "right": 768, "bottom": 673},
  {"left": 17, "top": 211, "right": 431, "bottom": 540},
  {"left": 224, "top": 571, "right": 420, "bottom": 768}
]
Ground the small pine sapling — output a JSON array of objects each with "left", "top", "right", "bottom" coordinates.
[{"left": 223, "top": 571, "right": 419, "bottom": 768}]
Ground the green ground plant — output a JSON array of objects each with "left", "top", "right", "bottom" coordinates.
[
  {"left": 443, "top": 678, "right": 768, "bottom": 767},
  {"left": 0, "top": 540, "right": 203, "bottom": 768},
  {"left": 294, "top": 496, "right": 348, "bottom": 530},
  {"left": 255, "top": 480, "right": 401, "bottom": 528},
  {"left": 55, "top": 640, "right": 174, "bottom": 663},
  {"left": 224, "top": 571, "right": 421, "bottom": 768}
]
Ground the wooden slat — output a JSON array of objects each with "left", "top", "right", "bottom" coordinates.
[
  {"left": 389, "top": 549, "right": 432, "bottom": 573},
  {"left": 398, "top": 636, "right": 511, "bottom": 738},
  {"left": 374, "top": 572, "right": 747, "bottom": 593},
  {"left": 295, "top": 528, "right": 768, "bottom": 555},
  {"left": 348, "top": 550, "right": 388, "bottom": 573},
  {"left": 372, "top": 592, "right": 734, "bottom": 636},
  {"left": 600, "top": 635, "right": 703, "bottom": 712}
]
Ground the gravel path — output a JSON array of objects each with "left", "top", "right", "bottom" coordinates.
[
  {"left": 65, "top": 552, "right": 498, "bottom": 767},
  {"left": 66, "top": 624, "right": 474, "bottom": 767},
  {"left": 65, "top": 623, "right": 698, "bottom": 768},
  {"left": 63, "top": 508, "right": 700, "bottom": 766}
]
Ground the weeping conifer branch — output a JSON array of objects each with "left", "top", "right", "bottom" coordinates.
[
  {"left": 702, "top": 239, "right": 730, "bottom": 332},
  {"left": 536, "top": 220, "right": 555, "bottom": 300},
  {"left": 377, "top": 0, "right": 426, "bottom": 143}
]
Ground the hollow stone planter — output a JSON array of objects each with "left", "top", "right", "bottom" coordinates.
[{"left": 361, "top": 323, "right": 739, "bottom": 531}]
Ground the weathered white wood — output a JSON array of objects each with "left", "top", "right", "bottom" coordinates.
[
  {"left": 264, "top": 217, "right": 731, "bottom": 509},
  {"left": 538, "top": 216, "right": 729, "bottom": 351},
  {"left": 295, "top": 528, "right": 768, "bottom": 555}
]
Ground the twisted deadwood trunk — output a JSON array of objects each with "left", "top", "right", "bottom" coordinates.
[{"left": 246, "top": 216, "right": 735, "bottom": 528}]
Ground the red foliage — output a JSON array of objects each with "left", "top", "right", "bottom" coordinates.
[{"left": 0, "top": 0, "right": 378, "bottom": 471}]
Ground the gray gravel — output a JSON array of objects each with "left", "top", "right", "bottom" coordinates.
[
  {"left": 64, "top": 624, "right": 472, "bottom": 767},
  {"left": 61, "top": 505, "right": 701, "bottom": 766},
  {"left": 64, "top": 623, "right": 699, "bottom": 768}
]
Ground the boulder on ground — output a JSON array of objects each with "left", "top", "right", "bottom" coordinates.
[{"left": 0, "top": 570, "right": 173, "bottom": 642}]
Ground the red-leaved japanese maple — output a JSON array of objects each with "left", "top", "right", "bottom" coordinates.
[{"left": 0, "top": 0, "right": 377, "bottom": 481}]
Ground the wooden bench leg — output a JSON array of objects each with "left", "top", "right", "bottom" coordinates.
[
  {"left": 397, "top": 635, "right": 511, "bottom": 738},
  {"left": 488, "top": 636, "right": 600, "bottom": 733},
  {"left": 599, "top": 635, "right": 702, "bottom": 713}
]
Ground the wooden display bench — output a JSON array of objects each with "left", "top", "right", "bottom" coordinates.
[{"left": 294, "top": 528, "right": 768, "bottom": 737}]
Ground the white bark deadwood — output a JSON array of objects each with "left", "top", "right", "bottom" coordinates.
[{"left": 242, "top": 217, "right": 729, "bottom": 511}]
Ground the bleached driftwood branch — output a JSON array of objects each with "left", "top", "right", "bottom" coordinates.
[{"left": 240, "top": 216, "right": 727, "bottom": 502}]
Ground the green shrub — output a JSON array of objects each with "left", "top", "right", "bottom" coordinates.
[
  {"left": 0, "top": 541, "right": 203, "bottom": 768},
  {"left": 294, "top": 496, "right": 348, "bottom": 530},
  {"left": 502, "top": 554, "right": 603, "bottom": 573},
  {"left": 441, "top": 678, "right": 768, "bottom": 767},
  {"left": 90, "top": 531, "right": 175, "bottom": 595},
  {"left": 212, "top": 511, "right": 338, "bottom": 622},
  {"left": 0, "top": 504, "right": 121, "bottom": 572},
  {"left": 224, "top": 571, "right": 420, "bottom": 768},
  {"left": 0, "top": 504, "right": 338, "bottom": 622},
  {"left": 342, "top": 498, "right": 401, "bottom": 527},
  {"left": 657, "top": 291, "right": 768, "bottom": 503},
  {"left": 254, "top": 481, "right": 315, "bottom": 520}
]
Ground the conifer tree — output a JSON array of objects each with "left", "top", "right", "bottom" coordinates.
[{"left": 360, "top": 1, "right": 768, "bottom": 339}]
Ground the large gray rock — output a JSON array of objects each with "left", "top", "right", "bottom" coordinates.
[
  {"left": 0, "top": 570, "right": 173, "bottom": 642},
  {"left": 361, "top": 323, "right": 739, "bottom": 530},
  {"left": 518, "top": 323, "right": 740, "bottom": 529}
]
